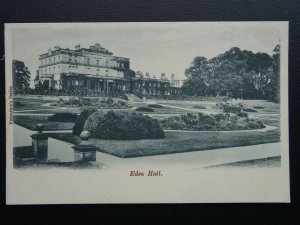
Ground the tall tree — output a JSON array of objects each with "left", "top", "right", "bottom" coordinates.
[
  {"left": 269, "top": 44, "right": 280, "bottom": 102},
  {"left": 12, "top": 60, "right": 31, "bottom": 94}
]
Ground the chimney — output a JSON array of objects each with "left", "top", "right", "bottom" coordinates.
[
  {"left": 161, "top": 73, "right": 166, "bottom": 80},
  {"left": 54, "top": 45, "right": 61, "bottom": 51},
  {"left": 145, "top": 73, "right": 150, "bottom": 79}
]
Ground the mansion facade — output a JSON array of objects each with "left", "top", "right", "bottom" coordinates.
[{"left": 38, "top": 43, "right": 181, "bottom": 97}]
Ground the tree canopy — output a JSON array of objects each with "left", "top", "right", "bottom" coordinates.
[
  {"left": 12, "top": 60, "right": 31, "bottom": 94},
  {"left": 182, "top": 45, "right": 280, "bottom": 102}
]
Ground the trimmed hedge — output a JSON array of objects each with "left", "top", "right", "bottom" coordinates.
[
  {"left": 243, "top": 108, "right": 257, "bottom": 112},
  {"left": 148, "top": 104, "right": 163, "bottom": 108},
  {"left": 48, "top": 113, "right": 78, "bottom": 122},
  {"left": 135, "top": 107, "right": 154, "bottom": 112},
  {"left": 253, "top": 106, "right": 264, "bottom": 109},
  {"left": 72, "top": 107, "right": 97, "bottom": 135},
  {"left": 193, "top": 105, "right": 206, "bottom": 109},
  {"left": 83, "top": 111, "right": 165, "bottom": 140}
]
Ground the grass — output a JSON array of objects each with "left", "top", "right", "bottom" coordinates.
[
  {"left": 14, "top": 115, "right": 74, "bottom": 131},
  {"left": 48, "top": 129, "right": 280, "bottom": 158},
  {"left": 209, "top": 156, "right": 281, "bottom": 168},
  {"left": 48, "top": 113, "right": 78, "bottom": 122}
]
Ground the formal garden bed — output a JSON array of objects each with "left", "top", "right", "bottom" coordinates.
[
  {"left": 51, "top": 97, "right": 130, "bottom": 109},
  {"left": 160, "top": 112, "right": 265, "bottom": 131}
]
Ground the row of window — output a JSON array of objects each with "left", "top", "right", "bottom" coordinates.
[
  {"left": 41, "top": 65, "right": 60, "bottom": 74},
  {"left": 41, "top": 56, "right": 61, "bottom": 65},
  {"left": 41, "top": 55, "right": 126, "bottom": 69}
]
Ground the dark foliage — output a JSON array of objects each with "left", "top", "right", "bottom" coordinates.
[
  {"left": 243, "top": 108, "right": 257, "bottom": 112},
  {"left": 84, "top": 111, "right": 165, "bottom": 140},
  {"left": 135, "top": 107, "right": 154, "bottom": 112},
  {"left": 193, "top": 105, "right": 206, "bottom": 109},
  {"left": 148, "top": 104, "right": 163, "bottom": 108},
  {"left": 12, "top": 60, "right": 31, "bottom": 94},
  {"left": 72, "top": 107, "right": 98, "bottom": 135},
  {"left": 13, "top": 101, "right": 24, "bottom": 107},
  {"left": 182, "top": 45, "right": 280, "bottom": 101},
  {"left": 253, "top": 106, "right": 264, "bottom": 109},
  {"left": 48, "top": 113, "right": 78, "bottom": 122},
  {"left": 222, "top": 104, "right": 242, "bottom": 113},
  {"left": 160, "top": 112, "right": 264, "bottom": 131}
]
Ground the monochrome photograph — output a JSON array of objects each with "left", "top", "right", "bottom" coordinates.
[{"left": 5, "top": 22, "right": 289, "bottom": 204}]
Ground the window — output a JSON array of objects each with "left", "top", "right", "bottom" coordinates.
[
  {"left": 105, "top": 61, "right": 108, "bottom": 67},
  {"left": 97, "top": 60, "right": 99, "bottom": 66},
  {"left": 58, "top": 56, "right": 60, "bottom": 60},
  {"left": 87, "top": 59, "right": 90, "bottom": 64},
  {"left": 106, "top": 70, "right": 109, "bottom": 72},
  {"left": 96, "top": 69, "right": 99, "bottom": 71},
  {"left": 54, "top": 57, "right": 55, "bottom": 61}
]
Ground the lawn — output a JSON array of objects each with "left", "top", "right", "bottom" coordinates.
[
  {"left": 209, "top": 156, "right": 281, "bottom": 168},
  {"left": 48, "top": 129, "right": 280, "bottom": 158},
  {"left": 14, "top": 115, "right": 74, "bottom": 131}
]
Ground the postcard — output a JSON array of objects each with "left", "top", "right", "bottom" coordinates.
[{"left": 5, "top": 22, "right": 289, "bottom": 204}]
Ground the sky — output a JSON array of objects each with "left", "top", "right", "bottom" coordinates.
[{"left": 9, "top": 22, "right": 281, "bottom": 85}]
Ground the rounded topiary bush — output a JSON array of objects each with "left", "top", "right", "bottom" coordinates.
[
  {"left": 83, "top": 111, "right": 165, "bottom": 140},
  {"left": 48, "top": 113, "right": 78, "bottom": 122},
  {"left": 135, "top": 107, "right": 154, "bottom": 112},
  {"left": 73, "top": 107, "right": 98, "bottom": 135}
]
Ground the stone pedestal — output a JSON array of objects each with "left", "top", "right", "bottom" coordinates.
[
  {"left": 72, "top": 130, "right": 97, "bottom": 162},
  {"left": 73, "top": 146, "right": 97, "bottom": 162},
  {"left": 31, "top": 124, "right": 48, "bottom": 162}
]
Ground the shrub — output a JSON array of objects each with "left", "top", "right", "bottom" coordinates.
[
  {"left": 135, "top": 107, "right": 154, "bottom": 112},
  {"left": 193, "top": 105, "right": 206, "bottom": 109},
  {"left": 48, "top": 113, "right": 78, "bottom": 122},
  {"left": 243, "top": 108, "right": 257, "bottom": 112},
  {"left": 106, "top": 98, "right": 114, "bottom": 105},
  {"left": 83, "top": 111, "right": 165, "bottom": 140},
  {"left": 236, "top": 112, "right": 248, "bottom": 117},
  {"left": 72, "top": 107, "right": 97, "bottom": 135},
  {"left": 160, "top": 112, "right": 265, "bottom": 131},
  {"left": 148, "top": 104, "right": 163, "bottom": 108},
  {"left": 117, "top": 100, "right": 128, "bottom": 107},
  {"left": 222, "top": 104, "right": 242, "bottom": 113},
  {"left": 253, "top": 106, "right": 264, "bottom": 109}
]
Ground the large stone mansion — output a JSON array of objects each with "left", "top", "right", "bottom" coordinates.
[{"left": 38, "top": 43, "right": 182, "bottom": 97}]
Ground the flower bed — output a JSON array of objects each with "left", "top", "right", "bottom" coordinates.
[
  {"left": 52, "top": 97, "right": 130, "bottom": 109},
  {"left": 160, "top": 112, "right": 265, "bottom": 131}
]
